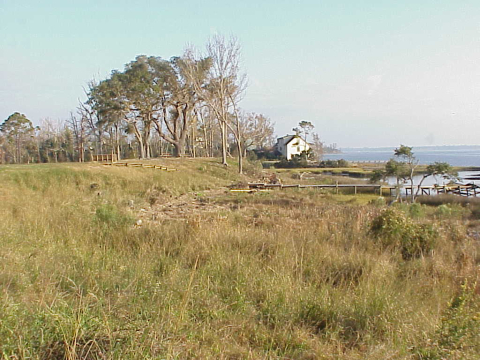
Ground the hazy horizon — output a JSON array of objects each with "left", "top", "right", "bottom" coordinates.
[{"left": 2, "top": 1, "right": 480, "bottom": 148}]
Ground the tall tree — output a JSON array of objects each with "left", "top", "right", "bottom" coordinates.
[
  {"left": 88, "top": 55, "right": 209, "bottom": 158},
  {"left": 153, "top": 55, "right": 210, "bottom": 157},
  {"left": 184, "top": 36, "right": 246, "bottom": 171},
  {"left": 81, "top": 81, "right": 109, "bottom": 155},
  {"left": 122, "top": 56, "right": 169, "bottom": 158},
  {"left": 67, "top": 112, "right": 87, "bottom": 162},
  {"left": 298, "top": 120, "right": 314, "bottom": 145},
  {"left": 0, "top": 112, "right": 34, "bottom": 163},
  {"left": 207, "top": 35, "right": 246, "bottom": 171},
  {"left": 393, "top": 145, "right": 418, "bottom": 202},
  {"left": 88, "top": 73, "right": 130, "bottom": 160}
]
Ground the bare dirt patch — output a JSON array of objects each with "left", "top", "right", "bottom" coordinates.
[{"left": 136, "top": 188, "right": 232, "bottom": 223}]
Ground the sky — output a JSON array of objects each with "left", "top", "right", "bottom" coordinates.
[{"left": 1, "top": 0, "right": 480, "bottom": 148}]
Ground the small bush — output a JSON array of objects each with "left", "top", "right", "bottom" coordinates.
[
  {"left": 370, "top": 208, "right": 408, "bottom": 249},
  {"left": 400, "top": 223, "right": 437, "bottom": 260},
  {"left": 436, "top": 204, "right": 452, "bottom": 217},
  {"left": 370, "top": 208, "right": 437, "bottom": 259},
  {"left": 274, "top": 157, "right": 308, "bottom": 169},
  {"left": 409, "top": 203, "right": 425, "bottom": 218},
  {"left": 318, "top": 159, "right": 349, "bottom": 168}
]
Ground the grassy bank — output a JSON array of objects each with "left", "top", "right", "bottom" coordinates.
[{"left": 1, "top": 160, "right": 479, "bottom": 359}]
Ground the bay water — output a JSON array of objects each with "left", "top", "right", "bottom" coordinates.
[{"left": 323, "top": 145, "right": 480, "bottom": 186}]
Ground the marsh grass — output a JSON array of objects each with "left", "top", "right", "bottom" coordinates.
[{"left": 0, "top": 160, "right": 479, "bottom": 359}]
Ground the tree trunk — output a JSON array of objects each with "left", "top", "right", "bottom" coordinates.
[
  {"left": 37, "top": 141, "right": 41, "bottom": 163},
  {"left": 15, "top": 136, "right": 20, "bottom": 164},
  {"left": 192, "top": 124, "right": 196, "bottom": 158},
  {"left": 237, "top": 140, "right": 243, "bottom": 174},
  {"left": 138, "top": 141, "right": 145, "bottom": 159},
  {"left": 220, "top": 121, "right": 227, "bottom": 165},
  {"left": 236, "top": 118, "right": 243, "bottom": 174},
  {"left": 173, "top": 141, "right": 184, "bottom": 157}
]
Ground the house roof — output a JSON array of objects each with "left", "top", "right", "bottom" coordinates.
[
  {"left": 277, "top": 135, "right": 305, "bottom": 145},
  {"left": 279, "top": 135, "right": 296, "bottom": 144}
]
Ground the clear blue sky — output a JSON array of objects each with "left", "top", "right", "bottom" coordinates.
[{"left": 2, "top": 0, "right": 480, "bottom": 147}]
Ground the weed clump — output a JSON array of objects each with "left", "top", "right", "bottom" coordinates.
[{"left": 94, "top": 203, "right": 133, "bottom": 227}]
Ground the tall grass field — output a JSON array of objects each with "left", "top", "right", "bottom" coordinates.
[{"left": 0, "top": 159, "right": 479, "bottom": 359}]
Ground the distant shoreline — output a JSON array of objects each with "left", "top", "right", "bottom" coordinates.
[
  {"left": 338, "top": 144, "right": 480, "bottom": 151},
  {"left": 323, "top": 145, "right": 480, "bottom": 167}
]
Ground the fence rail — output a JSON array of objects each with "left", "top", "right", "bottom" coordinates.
[{"left": 240, "top": 182, "right": 480, "bottom": 197}]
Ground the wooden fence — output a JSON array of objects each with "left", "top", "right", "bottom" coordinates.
[
  {"left": 236, "top": 182, "right": 480, "bottom": 197},
  {"left": 93, "top": 154, "right": 118, "bottom": 162}
]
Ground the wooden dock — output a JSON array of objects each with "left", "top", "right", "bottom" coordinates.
[
  {"left": 240, "top": 182, "right": 480, "bottom": 197},
  {"left": 436, "top": 184, "right": 479, "bottom": 197}
]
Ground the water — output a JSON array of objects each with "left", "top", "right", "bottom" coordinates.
[
  {"left": 386, "top": 171, "right": 478, "bottom": 187},
  {"left": 323, "top": 145, "right": 480, "bottom": 189},
  {"left": 323, "top": 145, "right": 480, "bottom": 167}
]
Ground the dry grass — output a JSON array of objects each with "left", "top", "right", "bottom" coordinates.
[{"left": 0, "top": 160, "right": 479, "bottom": 359}]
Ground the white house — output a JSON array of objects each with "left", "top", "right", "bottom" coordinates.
[{"left": 275, "top": 135, "right": 310, "bottom": 160}]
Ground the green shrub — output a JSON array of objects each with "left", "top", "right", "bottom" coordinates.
[
  {"left": 370, "top": 208, "right": 408, "bottom": 249},
  {"left": 436, "top": 204, "right": 452, "bottom": 217},
  {"left": 409, "top": 203, "right": 425, "bottom": 218},
  {"left": 434, "top": 204, "right": 466, "bottom": 219},
  {"left": 400, "top": 223, "right": 437, "bottom": 260},
  {"left": 318, "top": 159, "right": 349, "bottom": 168},
  {"left": 274, "top": 156, "right": 308, "bottom": 169},
  {"left": 370, "top": 208, "right": 437, "bottom": 260}
]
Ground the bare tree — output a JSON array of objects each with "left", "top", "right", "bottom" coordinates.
[
  {"left": 81, "top": 81, "right": 109, "bottom": 155},
  {"left": 205, "top": 35, "right": 246, "bottom": 172},
  {"left": 194, "top": 105, "right": 218, "bottom": 157},
  {"left": 239, "top": 112, "right": 274, "bottom": 156},
  {"left": 67, "top": 112, "right": 87, "bottom": 162},
  {"left": 182, "top": 37, "right": 246, "bottom": 171},
  {"left": 311, "top": 133, "right": 324, "bottom": 161}
]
